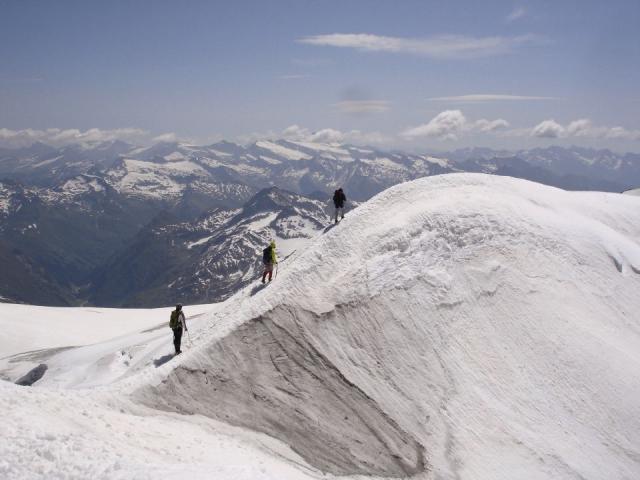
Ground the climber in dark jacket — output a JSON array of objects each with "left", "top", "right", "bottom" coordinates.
[{"left": 333, "top": 188, "right": 346, "bottom": 224}]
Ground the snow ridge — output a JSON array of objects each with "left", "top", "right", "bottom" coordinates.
[{"left": 135, "top": 173, "right": 640, "bottom": 479}]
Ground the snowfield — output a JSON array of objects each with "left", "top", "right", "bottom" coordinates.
[
  {"left": 0, "top": 303, "right": 214, "bottom": 357},
  {"left": 2, "top": 173, "right": 640, "bottom": 479}
]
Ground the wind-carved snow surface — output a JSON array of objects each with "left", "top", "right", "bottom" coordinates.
[
  {"left": 3, "top": 173, "right": 640, "bottom": 479},
  {"left": 140, "top": 305, "right": 425, "bottom": 477}
]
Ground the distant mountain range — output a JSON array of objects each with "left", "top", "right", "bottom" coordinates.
[
  {"left": 449, "top": 146, "right": 640, "bottom": 192},
  {"left": 0, "top": 139, "right": 454, "bottom": 202},
  {"left": 1, "top": 139, "right": 639, "bottom": 306}
]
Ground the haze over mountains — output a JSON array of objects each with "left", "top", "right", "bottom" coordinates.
[{"left": 1, "top": 139, "right": 639, "bottom": 306}]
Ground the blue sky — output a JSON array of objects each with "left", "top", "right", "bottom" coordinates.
[{"left": 1, "top": 0, "right": 639, "bottom": 151}]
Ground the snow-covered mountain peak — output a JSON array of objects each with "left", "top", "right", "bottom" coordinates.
[
  {"left": 279, "top": 139, "right": 354, "bottom": 160},
  {"left": 58, "top": 174, "right": 107, "bottom": 196},
  {"left": 253, "top": 140, "right": 312, "bottom": 161},
  {"left": 3, "top": 174, "right": 640, "bottom": 478},
  {"left": 128, "top": 141, "right": 182, "bottom": 160},
  {"left": 241, "top": 186, "right": 312, "bottom": 215}
]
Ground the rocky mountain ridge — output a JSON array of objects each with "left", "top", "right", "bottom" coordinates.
[{"left": 1, "top": 139, "right": 639, "bottom": 306}]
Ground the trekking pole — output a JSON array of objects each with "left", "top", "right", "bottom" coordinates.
[
  {"left": 187, "top": 329, "right": 193, "bottom": 347},
  {"left": 275, "top": 262, "right": 279, "bottom": 280}
]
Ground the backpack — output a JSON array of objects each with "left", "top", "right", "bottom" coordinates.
[
  {"left": 262, "top": 246, "right": 271, "bottom": 264},
  {"left": 169, "top": 310, "right": 180, "bottom": 329}
]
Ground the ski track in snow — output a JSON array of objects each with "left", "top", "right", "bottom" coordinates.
[{"left": 2, "top": 173, "right": 640, "bottom": 479}]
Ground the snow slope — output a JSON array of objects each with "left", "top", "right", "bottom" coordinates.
[
  {"left": 0, "top": 303, "right": 213, "bottom": 357},
  {"left": 3, "top": 173, "right": 640, "bottom": 479},
  {"left": 1, "top": 301, "right": 319, "bottom": 479}
]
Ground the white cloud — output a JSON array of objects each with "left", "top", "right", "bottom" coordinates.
[
  {"left": 566, "top": 119, "right": 592, "bottom": 137},
  {"left": 0, "top": 127, "right": 148, "bottom": 148},
  {"left": 601, "top": 126, "right": 640, "bottom": 140},
  {"left": 309, "top": 128, "right": 346, "bottom": 143},
  {"left": 152, "top": 132, "right": 178, "bottom": 143},
  {"left": 234, "top": 117, "right": 640, "bottom": 147},
  {"left": 299, "top": 33, "right": 539, "bottom": 59},
  {"left": 281, "top": 125, "right": 308, "bottom": 139},
  {"left": 281, "top": 124, "right": 390, "bottom": 145},
  {"left": 402, "top": 110, "right": 467, "bottom": 140},
  {"left": 507, "top": 6, "right": 526, "bottom": 22},
  {"left": 531, "top": 120, "right": 565, "bottom": 138},
  {"left": 348, "top": 130, "right": 391, "bottom": 145},
  {"left": 427, "top": 94, "right": 557, "bottom": 103},
  {"left": 533, "top": 118, "right": 640, "bottom": 140},
  {"left": 402, "top": 111, "right": 512, "bottom": 140},
  {"left": 474, "top": 118, "right": 511, "bottom": 132},
  {"left": 284, "top": 126, "right": 345, "bottom": 143},
  {"left": 333, "top": 100, "right": 391, "bottom": 114}
]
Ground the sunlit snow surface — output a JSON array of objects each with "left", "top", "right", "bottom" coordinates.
[
  {"left": 2, "top": 173, "right": 640, "bottom": 479},
  {"left": 0, "top": 304, "right": 214, "bottom": 357}
]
